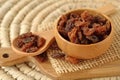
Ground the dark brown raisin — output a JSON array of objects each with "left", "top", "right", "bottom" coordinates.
[
  {"left": 86, "top": 35, "right": 99, "bottom": 43},
  {"left": 83, "top": 27, "right": 95, "bottom": 36},
  {"left": 26, "top": 47, "right": 38, "bottom": 53},
  {"left": 65, "top": 55, "right": 79, "bottom": 64},
  {"left": 37, "top": 37, "right": 46, "bottom": 47},
  {"left": 58, "top": 15, "right": 67, "bottom": 27},
  {"left": 68, "top": 27, "right": 79, "bottom": 43},
  {"left": 80, "top": 38, "right": 90, "bottom": 44},
  {"left": 51, "top": 52, "right": 65, "bottom": 59},
  {"left": 21, "top": 42, "right": 34, "bottom": 52},
  {"left": 70, "top": 13, "right": 80, "bottom": 18},
  {"left": 50, "top": 41, "right": 60, "bottom": 50},
  {"left": 65, "top": 19, "right": 75, "bottom": 32},
  {"left": 16, "top": 39, "right": 24, "bottom": 48},
  {"left": 74, "top": 21, "right": 88, "bottom": 27},
  {"left": 95, "top": 25, "right": 107, "bottom": 35},
  {"left": 77, "top": 31, "right": 82, "bottom": 41},
  {"left": 59, "top": 30, "right": 68, "bottom": 39},
  {"left": 81, "top": 10, "right": 93, "bottom": 22},
  {"left": 37, "top": 52, "right": 47, "bottom": 62}
]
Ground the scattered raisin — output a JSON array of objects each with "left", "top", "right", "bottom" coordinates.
[
  {"left": 50, "top": 41, "right": 60, "bottom": 50},
  {"left": 51, "top": 52, "right": 65, "bottom": 59},
  {"left": 65, "top": 55, "right": 80, "bottom": 64},
  {"left": 37, "top": 52, "right": 47, "bottom": 62}
]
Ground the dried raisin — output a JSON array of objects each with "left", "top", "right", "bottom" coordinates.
[
  {"left": 15, "top": 32, "right": 46, "bottom": 53},
  {"left": 58, "top": 10, "right": 111, "bottom": 44}
]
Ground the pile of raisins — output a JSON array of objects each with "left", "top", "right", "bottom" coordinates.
[
  {"left": 15, "top": 32, "right": 45, "bottom": 53},
  {"left": 58, "top": 10, "right": 111, "bottom": 44}
]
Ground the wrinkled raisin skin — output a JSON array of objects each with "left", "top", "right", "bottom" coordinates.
[
  {"left": 15, "top": 32, "right": 46, "bottom": 53},
  {"left": 36, "top": 52, "right": 47, "bottom": 62},
  {"left": 58, "top": 10, "right": 111, "bottom": 44},
  {"left": 51, "top": 52, "right": 65, "bottom": 59},
  {"left": 65, "top": 55, "right": 80, "bottom": 64}
]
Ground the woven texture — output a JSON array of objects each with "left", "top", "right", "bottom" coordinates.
[
  {"left": 47, "top": 12, "right": 120, "bottom": 73},
  {"left": 0, "top": 0, "right": 120, "bottom": 80}
]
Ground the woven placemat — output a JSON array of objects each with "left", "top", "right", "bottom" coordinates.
[{"left": 0, "top": 0, "right": 120, "bottom": 80}]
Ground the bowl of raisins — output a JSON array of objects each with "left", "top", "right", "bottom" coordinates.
[{"left": 54, "top": 9, "right": 114, "bottom": 59}]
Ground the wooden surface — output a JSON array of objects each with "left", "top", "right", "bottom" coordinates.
[
  {"left": 0, "top": 48, "right": 26, "bottom": 64},
  {"left": 30, "top": 56, "right": 120, "bottom": 80},
  {"left": 0, "top": 0, "right": 120, "bottom": 80},
  {"left": 0, "top": 30, "right": 55, "bottom": 66}
]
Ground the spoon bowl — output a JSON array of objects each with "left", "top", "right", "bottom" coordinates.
[{"left": 12, "top": 30, "right": 55, "bottom": 57}]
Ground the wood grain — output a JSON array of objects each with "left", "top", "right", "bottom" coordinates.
[{"left": 30, "top": 56, "right": 120, "bottom": 80}]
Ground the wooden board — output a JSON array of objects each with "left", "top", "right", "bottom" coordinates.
[{"left": 30, "top": 56, "right": 120, "bottom": 80}]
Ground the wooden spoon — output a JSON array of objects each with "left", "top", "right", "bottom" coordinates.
[
  {"left": 0, "top": 30, "right": 55, "bottom": 66},
  {"left": 0, "top": 4, "right": 116, "bottom": 66}
]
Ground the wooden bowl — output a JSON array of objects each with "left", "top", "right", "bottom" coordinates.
[{"left": 54, "top": 9, "right": 114, "bottom": 59}]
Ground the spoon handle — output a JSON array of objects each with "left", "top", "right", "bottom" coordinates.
[
  {"left": 97, "top": 3, "right": 116, "bottom": 15},
  {"left": 0, "top": 48, "right": 26, "bottom": 66},
  {"left": 0, "top": 30, "right": 55, "bottom": 66}
]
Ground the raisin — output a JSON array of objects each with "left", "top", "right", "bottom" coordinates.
[
  {"left": 26, "top": 47, "right": 38, "bottom": 53},
  {"left": 16, "top": 39, "right": 24, "bottom": 48},
  {"left": 77, "top": 31, "right": 82, "bottom": 41},
  {"left": 58, "top": 29, "right": 68, "bottom": 39},
  {"left": 81, "top": 10, "right": 93, "bottom": 22},
  {"left": 65, "top": 55, "right": 79, "bottom": 64},
  {"left": 50, "top": 41, "right": 60, "bottom": 50},
  {"left": 81, "top": 38, "right": 90, "bottom": 44},
  {"left": 86, "top": 35, "right": 99, "bottom": 43},
  {"left": 51, "top": 52, "right": 65, "bottom": 59},
  {"left": 20, "top": 32, "right": 32, "bottom": 39},
  {"left": 58, "top": 20, "right": 65, "bottom": 27},
  {"left": 23, "top": 37, "right": 32, "bottom": 43},
  {"left": 92, "top": 23, "right": 101, "bottom": 28},
  {"left": 68, "top": 27, "right": 79, "bottom": 43},
  {"left": 37, "top": 37, "right": 46, "bottom": 47},
  {"left": 95, "top": 25, "right": 107, "bottom": 35},
  {"left": 58, "top": 15, "right": 67, "bottom": 27},
  {"left": 21, "top": 42, "right": 34, "bottom": 52},
  {"left": 37, "top": 52, "right": 47, "bottom": 62},
  {"left": 65, "top": 19, "right": 75, "bottom": 32},
  {"left": 70, "top": 13, "right": 80, "bottom": 18},
  {"left": 74, "top": 21, "right": 88, "bottom": 27},
  {"left": 83, "top": 27, "right": 95, "bottom": 36},
  {"left": 93, "top": 15, "right": 106, "bottom": 24}
]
